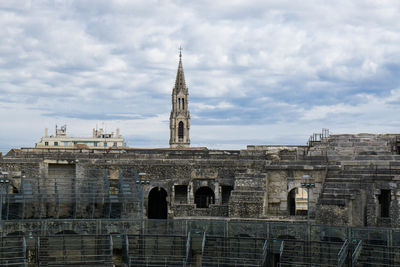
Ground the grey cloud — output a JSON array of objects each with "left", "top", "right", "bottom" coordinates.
[
  {"left": 42, "top": 112, "right": 151, "bottom": 121},
  {"left": 1, "top": 1, "right": 400, "bottom": 148}
]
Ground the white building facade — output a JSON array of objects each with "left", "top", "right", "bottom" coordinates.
[{"left": 35, "top": 125, "right": 126, "bottom": 149}]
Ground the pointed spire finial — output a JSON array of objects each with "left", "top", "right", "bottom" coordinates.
[{"left": 174, "top": 45, "right": 186, "bottom": 91}]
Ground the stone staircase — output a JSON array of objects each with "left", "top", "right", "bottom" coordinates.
[
  {"left": 0, "top": 237, "right": 27, "bottom": 267},
  {"left": 229, "top": 169, "right": 267, "bottom": 218},
  {"left": 354, "top": 241, "right": 400, "bottom": 266},
  {"left": 202, "top": 235, "right": 265, "bottom": 267},
  {"left": 318, "top": 134, "right": 400, "bottom": 207},
  {"left": 38, "top": 235, "right": 113, "bottom": 266},
  {"left": 326, "top": 134, "right": 395, "bottom": 160},
  {"left": 127, "top": 234, "right": 187, "bottom": 267},
  {"left": 319, "top": 160, "right": 400, "bottom": 207},
  {"left": 279, "top": 240, "right": 344, "bottom": 267},
  {"left": 319, "top": 164, "right": 359, "bottom": 206}
]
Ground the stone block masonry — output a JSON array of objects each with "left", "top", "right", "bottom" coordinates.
[{"left": 0, "top": 133, "right": 399, "bottom": 227}]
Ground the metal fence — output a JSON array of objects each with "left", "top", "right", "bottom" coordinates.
[
  {"left": 0, "top": 219, "right": 398, "bottom": 266},
  {"left": 0, "top": 167, "right": 143, "bottom": 220}
]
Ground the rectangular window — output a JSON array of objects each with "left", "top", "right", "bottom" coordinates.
[
  {"left": 45, "top": 142, "right": 48, "bottom": 146},
  {"left": 63, "top": 142, "right": 69, "bottom": 146},
  {"left": 94, "top": 142, "right": 98, "bottom": 147},
  {"left": 113, "top": 142, "right": 117, "bottom": 147},
  {"left": 174, "top": 185, "right": 188, "bottom": 204},
  {"left": 54, "top": 142, "right": 58, "bottom": 146},
  {"left": 104, "top": 142, "right": 107, "bottom": 147}
]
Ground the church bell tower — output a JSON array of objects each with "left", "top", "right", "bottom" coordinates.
[{"left": 169, "top": 49, "right": 190, "bottom": 148}]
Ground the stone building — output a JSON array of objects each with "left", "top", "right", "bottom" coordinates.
[{"left": 35, "top": 125, "right": 126, "bottom": 149}]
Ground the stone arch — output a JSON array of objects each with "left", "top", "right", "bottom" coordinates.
[
  {"left": 194, "top": 186, "right": 215, "bottom": 208},
  {"left": 288, "top": 187, "right": 308, "bottom": 216},
  {"left": 288, "top": 188, "right": 297, "bottom": 215},
  {"left": 148, "top": 187, "right": 168, "bottom": 219}
]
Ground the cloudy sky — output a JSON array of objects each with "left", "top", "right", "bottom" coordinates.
[{"left": 1, "top": 0, "right": 400, "bottom": 152}]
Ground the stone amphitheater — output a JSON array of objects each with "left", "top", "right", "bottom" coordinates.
[
  {"left": 0, "top": 132, "right": 399, "bottom": 266},
  {"left": 0, "top": 54, "right": 399, "bottom": 266}
]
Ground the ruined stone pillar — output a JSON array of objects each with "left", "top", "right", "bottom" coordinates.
[
  {"left": 214, "top": 182, "right": 220, "bottom": 205},
  {"left": 188, "top": 182, "right": 194, "bottom": 204}
]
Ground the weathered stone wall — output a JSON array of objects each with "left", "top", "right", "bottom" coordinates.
[
  {"left": 313, "top": 133, "right": 400, "bottom": 227},
  {"left": 0, "top": 146, "right": 327, "bottom": 222},
  {"left": 1, "top": 133, "right": 400, "bottom": 227}
]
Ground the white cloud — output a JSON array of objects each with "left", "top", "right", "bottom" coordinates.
[
  {"left": 1, "top": 1, "right": 400, "bottom": 152},
  {"left": 191, "top": 101, "right": 235, "bottom": 111}
]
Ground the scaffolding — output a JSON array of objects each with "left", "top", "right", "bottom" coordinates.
[
  {"left": 0, "top": 220, "right": 398, "bottom": 266},
  {"left": 0, "top": 236, "right": 27, "bottom": 266},
  {"left": 0, "top": 167, "right": 399, "bottom": 265},
  {"left": 37, "top": 234, "right": 113, "bottom": 266},
  {"left": 1, "top": 167, "right": 143, "bottom": 220}
]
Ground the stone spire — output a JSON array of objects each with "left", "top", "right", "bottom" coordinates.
[
  {"left": 174, "top": 47, "right": 187, "bottom": 93},
  {"left": 169, "top": 49, "right": 190, "bottom": 148}
]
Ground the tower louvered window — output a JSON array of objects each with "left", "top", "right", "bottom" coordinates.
[{"left": 178, "top": 121, "right": 184, "bottom": 139}]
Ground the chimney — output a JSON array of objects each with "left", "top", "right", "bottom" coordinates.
[
  {"left": 45, "top": 128, "right": 48, "bottom": 137},
  {"left": 116, "top": 128, "right": 120, "bottom": 138}
]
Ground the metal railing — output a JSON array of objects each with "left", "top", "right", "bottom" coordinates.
[
  {"left": 337, "top": 239, "right": 348, "bottom": 267},
  {"left": 126, "top": 234, "right": 187, "bottom": 267},
  {"left": 37, "top": 234, "right": 113, "bottom": 266},
  {"left": 352, "top": 240, "right": 362, "bottom": 265},
  {"left": 280, "top": 240, "right": 285, "bottom": 259},
  {"left": 184, "top": 231, "right": 191, "bottom": 267},
  {"left": 0, "top": 228, "right": 398, "bottom": 266},
  {"left": 261, "top": 239, "right": 268, "bottom": 267},
  {"left": 0, "top": 236, "right": 27, "bottom": 267}
]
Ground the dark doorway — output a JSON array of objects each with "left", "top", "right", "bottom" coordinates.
[
  {"left": 178, "top": 121, "right": 184, "bottom": 139},
  {"left": 221, "top": 186, "right": 233, "bottom": 204},
  {"left": 195, "top": 187, "right": 215, "bottom": 208},
  {"left": 148, "top": 187, "right": 168, "bottom": 219},
  {"left": 273, "top": 253, "right": 280, "bottom": 267},
  {"left": 288, "top": 188, "right": 296, "bottom": 216},
  {"left": 174, "top": 185, "right": 188, "bottom": 204},
  {"left": 378, "top": 189, "right": 391, "bottom": 217}
]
